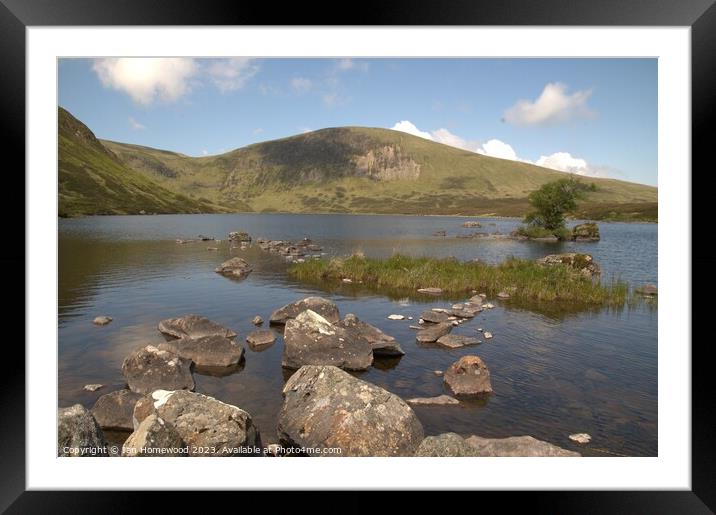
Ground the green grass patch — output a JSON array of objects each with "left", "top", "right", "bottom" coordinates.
[{"left": 288, "top": 254, "right": 630, "bottom": 306}]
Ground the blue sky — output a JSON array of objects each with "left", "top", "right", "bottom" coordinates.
[{"left": 58, "top": 58, "right": 657, "bottom": 186}]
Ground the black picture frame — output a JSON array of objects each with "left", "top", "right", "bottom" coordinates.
[{"left": 2, "top": 0, "right": 710, "bottom": 511}]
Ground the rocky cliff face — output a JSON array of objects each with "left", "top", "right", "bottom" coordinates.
[{"left": 355, "top": 145, "right": 421, "bottom": 181}]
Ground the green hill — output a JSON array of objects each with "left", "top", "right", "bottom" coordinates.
[
  {"left": 59, "top": 107, "right": 657, "bottom": 219},
  {"left": 58, "top": 107, "right": 231, "bottom": 216}
]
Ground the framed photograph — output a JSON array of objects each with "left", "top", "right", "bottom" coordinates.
[{"left": 3, "top": 0, "right": 710, "bottom": 511}]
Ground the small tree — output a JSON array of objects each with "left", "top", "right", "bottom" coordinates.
[{"left": 524, "top": 176, "right": 595, "bottom": 233}]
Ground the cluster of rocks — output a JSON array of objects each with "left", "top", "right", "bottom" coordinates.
[
  {"left": 228, "top": 231, "right": 252, "bottom": 243},
  {"left": 214, "top": 257, "right": 253, "bottom": 279},
  {"left": 415, "top": 294, "right": 485, "bottom": 344},
  {"left": 462, "top": 221, "right": 482, "bottom": 228},
  {"left": 571, "top": 222, "right": 600, "bottom": 242},
  {"left": 537, "top": 253, "right": 601, "bottom": 278},
  {"left": 256, "top": 237, "right": 323, "bottom": 261}
]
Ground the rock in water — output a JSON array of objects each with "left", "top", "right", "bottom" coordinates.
[
  {"left": 537, "top": 253, "right": 601, "bottom": 278},
  {"left": 214, "top": 257, "right": 253, "bottom": 279},
  {"left": 57, "top": 404, "right": 107, "bottom": 457},
  {"left": 92, "top": 389, "right": 143, "bottom": 431},
  {"left": 228, "top": 231, "right": 252, "bottom": 242},
  {"left": 416, "top": 433, "right": 481, "bottom": 456},
  {"left": 278, "top": 365, "right": 424, "bottom": 456},
  {"left": 421, "top": 310, "right": 449, "bottom": 324},
  {"left": 387, "top": 314, "right": 405, "bottom": 320},
  {"left": 132, "top": 390, "right": 261, "bottom": 456},
  {"left": 122, "top": 414, "right": 187, "bottom": 457},
  {"left": 282, "top": 310, "right": 373, "bottom": 370},
  {"left": 246, "top": 329, "right": 277, "bottom": 350},
  {"left": 466, "top": 435, "right": 580, "bottom": 456},
  {"left": 252, "top": 315, "right": 263, "bottom": 325},
  {"left": 121, "top": 345, "right": 195, "bottom": 395},
  {"left": 270, "top": 296, "right": 340, "bottom": 325},
  {"left": 92, "top": 316, "right": 112, "bottom": 326},
  {"left": 416, "top": 322, "right": 453, "bottom": 343},
  {"left": 483, "top": 331, "right": 493, "bottom": 340},
  {"left": 338, "top": 314, "right": 405, "bottom": 357},
  {"left": 417, "top": 287, "right": 443, "bottom": 295},
  {"left": 636, "top": 284, "right": 658, "bottom": 296},
  {"left": 407, "top": 395, "right": 460, "bottom": 406},
  {"left": 571, "top": 222, "right": 600, "bottom": 242},
  {"left": 157, "top": 335, "right": 244, "bottom": 367},
  {"left": 568, "top": 433, "right": 592, "bottom": 444},
  {"left": 462, "top": 221, "right": 482, "bottom": 228},
  {"left": 436, "top": 334, "right": 481, "bottom": 349},
  {"left": 83, "top": 384, "right": 103, "bottom": 392},
  {"left": 158, "top": 314, "right": 237, "bottom": 340},
  {"left": 444, "top": 355, "right": 492, "bottom": 395}
]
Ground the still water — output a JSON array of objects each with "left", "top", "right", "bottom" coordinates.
[{"left": 58, "top": 213, "right": 657, "bottom": 456}]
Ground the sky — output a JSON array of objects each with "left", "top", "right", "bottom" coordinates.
[{"left": 58, "top": 58, "right": 657, "bottom": 186}]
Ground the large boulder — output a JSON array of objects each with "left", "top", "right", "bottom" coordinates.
[
  {"left": 58, "top": 404, "right": 107, "bottom": 457},
  {"left": 270, "top": 296, "right": 340, "bottom": 325},
  {"left": 416, "top": 322, "right": 453, "bottom": 343},
  {"left": 465, "top": 435, "right": 580, "bottom": 456},
  {"left": 91, "top": 389, "right": 143, "bottom": 431},
  {"left": 537, "top": 253, "right": 601, "bottom": 278},
  {"left": 338, "top": 314, "right": 405, "bottom": 357},
  {"left": 157, "top": 335, "right": 244, "bottom": 367},
  {"left": 158, "top": 314, "right": 237, "bottom": 340},
  {"left": 214, "top": 257, "right": 253, "bottom": 279},
  {"left": 444, "top": 355, "right": 492, "bottom": 395},
  {"left": 571, "top": 222, "right": 600, "bottom": 242},
  {"left": 278, "top": 365, "right": 424, "bottom": 456},
  {"left": 121, "top": 345, "right": 195, "bottom": 395},
  {"left": 132, "top": 390, "right": 262, "bottom": 456},
  {"left": 122, "top": 414, "right": 187, "bottom": 457},
  {"left": 282, "top": 310, "right": 373, "bottom": 370}
]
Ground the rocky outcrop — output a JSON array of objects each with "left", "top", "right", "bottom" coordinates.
[
  {"left": 157, "top": 335, "right": 244, "bottom": 367},
  {"left": 257, "top": 238, "right": 322, "bottom": 260},
  {"left": 338, "top": 314, "right": 405, "bottom": 357},
  {"left": 121, "top": 345, "right": 195, "bottom": 395},
  {"left": 58, "top": 404, "right": 107, "bottom": 457},
  {"left": 278, "top": 365, "right": 424, "bottom": 456},
  {"left": 270, "top": 296, "right": 340, "bottom": 325},
  {"left": 214, "top": 257, "right": 253, "bottom": 279},
  {"left": 282, "top": 310, "right": 373, "bottom": 370},
  {"left": 122, "top": 414, "right": 187, "bottom": 457},
  {"left": 444, "top": 355, "right": 492, "bottom": 395},
  {"left": 355, "top": 145, "right": 421, "bottom": 181},
  {"left": 132, "top": 390, "right": 262, "bottom": 456},
  {"left": 415, "top": 432, "right": 580, "bottom": 457},
  {"left": 92, "top": 389, "right": 143, "bottom": 431},
  {"left": 158, "top": 314, "right": 237, "bottom": 340},
  {"left": 537, "top": 253, "right": 601, "bottom": 278},
  {"left": 416, "top": 322, "right": 453, "bottom": 343},
  {"left": 571, "top": 222, "right": 600, "bottom": 242},
  {"left": 246, "top": 329, "right": 277, "bottom": 351}
]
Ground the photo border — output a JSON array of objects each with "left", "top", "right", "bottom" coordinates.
[{"left": 3, "top": 0, "right": 710, "bottom": 511}]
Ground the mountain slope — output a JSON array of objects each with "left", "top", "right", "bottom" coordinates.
[
  {"left": 103, "top": 126, "right": 657, "bottom": 219},
  {"left": 58, "top": 107, "right": 232, "bottom": 217}
]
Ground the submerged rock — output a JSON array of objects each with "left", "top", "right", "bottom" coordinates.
[
  {"left": 158, "top": 314, "right": 237, "bottom": 340},
  {"left": 92, "top": 316, "right": 112, "bottom": 326},
  {"left": 444, "top": 355, "right": 492, "bottom": 395},
  {"left": 416, "top": 322, "right": 453, "bottom": 343},
  {"left": 338, "top": 314, "right": 405, "bottom": 357},
  {"left": 92, "top": 389, "right": 143, "bottom": 431},
  {"left": 537, "top": 253, "right": 601, "bottom": 278},
  {"left": 278, "top": 365, "right": 424, "bottom": 456},
  {"left": 436, "top": 334, "right": 481, "bottom": 349},
  {"left": 571, "top": 222, "right": 600, "bottom": 242},
  {"left": 282, "top": 310, "right": 373, "bottom": 370},
  {"left": 122, "top": 413, "right": 186, "bottom": 457},
  {"left": 121, "top": 345, "right": 195, "bottom": 395},
  {"left": 132, "top": 390, "right": 261, "bottom": 456},
  {"left": 246, "top": 329, "right": 277, "bottom": 350},
  {"left": 214, "top": 257, "right": 253, "bottom": 279},
  {"left": 270, "top": 296, "right": 340, "bottom": 325},
  {"left": 157, "top": 335, "right": 244, "bottom": 368},
  {"left": 58, "top": 404, "right": 107, "bottom": 457},
  {"left": 407, "top": 395, "right": 460, "bottom": 406}
]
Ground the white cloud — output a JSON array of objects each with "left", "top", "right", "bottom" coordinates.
[
  {"left": 207, "top": 58, "right": 258, "bottom": 92},
  {"left": 291, "top": 77, "right": 313, "bottom": 93},
  {"left": 431, "top": 128, "right": 483, "bottom": 152},
  {"left": 201, "top": 149, "right": 208, "bottom": 156},
  {"left": 504, "top": 82, "right": 594, "bottom": 126},
  {"left": 128, "top": 117, "right": 146, "bottom": 131},
  {"left": 536, "top": 152, "right": 615, "bottom": 178},
  {"left": 391, "top": 120, "right": 434, "bottom": 140},
  {"left": 93, "top": 58, "right": 197, "bottom": 105},
  {"left": 336, "top": 58, "right": 369, "bottom": 72},
  {"left": 476, "top": 139, "right": 520, "bottom": 161},
  {"left": 253, "top": 128, "right": 264, "bottom": 135},
  {"left": 323, "top": 92, "right": 340, "bottom": 107}
]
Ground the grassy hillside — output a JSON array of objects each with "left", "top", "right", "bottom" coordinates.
[
  {"left": 58, "top": 107, "right": 233, "bottom": 217},
  {"left": 103, "top": 126, "right": 657, "bottom": 220}
]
